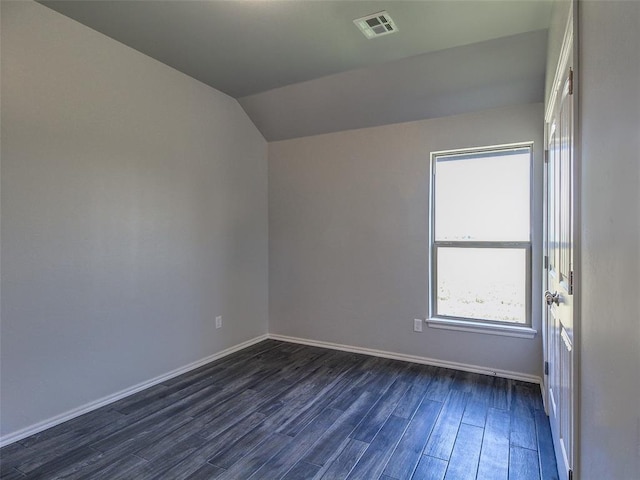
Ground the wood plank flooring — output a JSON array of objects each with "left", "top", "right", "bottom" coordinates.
[{"left": 0, "top": 340, "right": 559, "bottom": 479}]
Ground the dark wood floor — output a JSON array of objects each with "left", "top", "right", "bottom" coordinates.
[{"left": 0, "top": 340, "right": 558, "bottom": 480}]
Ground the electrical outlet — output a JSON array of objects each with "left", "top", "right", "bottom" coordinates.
[
  {"left": 414, "top": 319, "right": 423, "bottom": 332},
  {"left": 215, "top": 316, "right": 222, "bottom": 329}
]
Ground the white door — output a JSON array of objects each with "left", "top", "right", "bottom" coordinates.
[{"left": 544, "top": 54, "right": 575, "bottom": 480}]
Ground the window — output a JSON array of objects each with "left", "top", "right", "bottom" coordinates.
[{"left": 429, "top": 144, "right": 533, "bottom": 332}]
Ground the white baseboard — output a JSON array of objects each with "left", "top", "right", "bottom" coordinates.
[
  {"left": 268, "top": 333, "right": 542, "bottom": 385},
  {"left": 2, "top": 332, "right": 542, "bottom": 448},
  {"left": 0, "top": 334, "right": 269, "bottom": 448}
]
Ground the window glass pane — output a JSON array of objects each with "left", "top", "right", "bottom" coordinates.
[
  {"left": 435, "top": 149, "right": 530, "bottom": 241},
  {"left": 436, "top": 247, "right": 527, "bottom": 324}
]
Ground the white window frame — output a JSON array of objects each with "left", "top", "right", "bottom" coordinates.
[{"left": 426, "top": 143, "right": 537, "bottom": 339}]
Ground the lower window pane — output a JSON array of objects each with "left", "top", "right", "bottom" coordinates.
[{"left": 436, "top": 247, "right": 527, "bottom": 324}]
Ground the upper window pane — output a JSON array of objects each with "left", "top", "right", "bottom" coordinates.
[{"left": 434, "top": 148, "right": 531, "bottom": 241}]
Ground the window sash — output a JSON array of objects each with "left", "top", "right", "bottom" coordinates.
[
  {"left": 430, "top": 242, "right": 532, "bottom": 326},
  {"left": 429, "top": 143, "right": 533, "bottom": 328},
  {"left": 433, "top": 147, "right": 532, "bottom": 243}
]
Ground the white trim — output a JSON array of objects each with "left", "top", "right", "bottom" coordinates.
[
  {"left": 425, "top": 317, "right": 537, "bottom": 339},
  {"left": 545, "top": 2, "right": 574, "bottom": 123},
  {"left": 430, "top": 141, "right": 536, "bottom": 158},
  {"left": 0, "top": 334, "right": 269, "bottom": 448},
  {"left": 268, "top": 333, "right": 542, "bottom": 385},
  {"left": 541, "top": 377, "right": 549, "bottom": 414}
]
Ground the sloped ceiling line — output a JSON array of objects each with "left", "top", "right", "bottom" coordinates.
[{"left": 39, "top": 0, "right": 551, "bottom": 140}]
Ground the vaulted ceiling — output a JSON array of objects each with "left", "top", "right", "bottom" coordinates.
[{"left": 40, "top": 1, "right": 552, "bottom": 140}]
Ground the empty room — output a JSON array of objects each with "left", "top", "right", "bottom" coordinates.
[{"left": 1, "top": 1, "right": 638, "bottom": 479}]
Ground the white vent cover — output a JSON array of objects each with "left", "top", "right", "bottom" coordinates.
[{"left": 353, "top": 11, "right": 398, "bottom": 39}]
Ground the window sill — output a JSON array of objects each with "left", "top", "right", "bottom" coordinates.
[{"left": 425, "top": 317, "right": 537, "bottom": 339}]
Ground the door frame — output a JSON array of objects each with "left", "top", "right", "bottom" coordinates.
[{"left": 543, "top": 1, "right": 581, "bottom": 478}]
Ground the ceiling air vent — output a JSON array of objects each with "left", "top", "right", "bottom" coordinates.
[{"left": 354, "top": 11, "right": 398, "bottom": 39}]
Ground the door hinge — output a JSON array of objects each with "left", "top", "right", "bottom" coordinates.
[
  {"left": 569, "top": 68, "right": 574, "bottom": 95},
  {"left": 569, "top": 270, "right": 574, "bottom": 294},
  {"left": 544, "top": 361, "right": 549, "bottom": 375},
  {"left": 569, "top": 469, "right": 574, "bottom": 480},
  {"left": 544, "top": 255, "right": 549, "bottom": 270},
  {"left": 544, "top": 149, "right": 549, "bottom": 164}
]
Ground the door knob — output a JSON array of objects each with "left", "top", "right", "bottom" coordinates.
[{"left": 544, "top": 290, "right": 560, "bottom": 306}]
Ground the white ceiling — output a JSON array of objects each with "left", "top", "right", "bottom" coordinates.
[{"left": 39, "top": 0, "right": 553, "bottom": 140}]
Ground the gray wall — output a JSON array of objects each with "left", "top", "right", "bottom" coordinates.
[
  {"left": 269, "top": 103, "right": 544, "bottom": 377},
  {"left": 1, "top": 1, "right": 268, "bottom": 438},
  {"left": 578, "top": 1, "right": 640, "bottom": 477}
]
